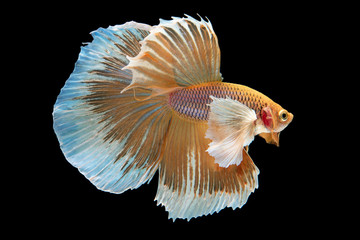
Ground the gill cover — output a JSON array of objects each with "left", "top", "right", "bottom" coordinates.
[{"left": 259, "top": 107, "right": 280, "bottom": 146}]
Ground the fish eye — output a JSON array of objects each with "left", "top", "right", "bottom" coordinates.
[{"left": 279, "top": 110, "right": 288, "bottom": 122}]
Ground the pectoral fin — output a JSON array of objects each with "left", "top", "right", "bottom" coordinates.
[
  {"left": 206, "top": 96, "right": 257, "bottom": 168},
  {"left": 259, "top": 132, "right": 280, "bottom": 147}
]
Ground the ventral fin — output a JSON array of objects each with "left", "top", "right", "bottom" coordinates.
[
  {"left": 205, "top": 96, "right": 257, "bottom": 168},
  {"left": 259, "top": 132, "right": 280, "bottom": 147},
  {"left": 122, "top": 15, "right": 222, "bottom": 97}
]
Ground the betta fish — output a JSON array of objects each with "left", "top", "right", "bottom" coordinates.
[{"left": 53, "top": 15, "right": 293, "bottom": 220}]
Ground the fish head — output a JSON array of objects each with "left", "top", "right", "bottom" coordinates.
[
  {"left": 273, "top": 105, "right": 294, "bottom": 132},
  {"left": 259, "top": 104, "right": 293, "bottom": 146}
]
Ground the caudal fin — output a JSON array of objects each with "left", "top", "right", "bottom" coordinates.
[{"left": 53, "top": 22, "right": 171, "bottom": 193}]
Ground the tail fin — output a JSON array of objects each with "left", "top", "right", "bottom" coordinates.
[{"left": 53, "top": 22, "right": 171, "bottom": 193}]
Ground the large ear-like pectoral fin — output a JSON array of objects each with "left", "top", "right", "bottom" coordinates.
[{"left": 205, "top": 96, "right": 257, "bottom": 168}]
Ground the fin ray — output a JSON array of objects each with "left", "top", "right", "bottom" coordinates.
[
  {"left": 206, "top": 96, "right": 257, "bottom": 168},
  {"left": 155, "top": 115, "right": 259, "bottom": 220},
  {"left": 123, "top": 15, "right": 222, "bottom": 96},
  {"left": 53, "top": 22, "right": 174, "bottom": 194}
]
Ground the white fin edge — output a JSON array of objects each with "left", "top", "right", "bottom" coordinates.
[{"left": 122, "top": 15, "right": 222, "bottom": 95}]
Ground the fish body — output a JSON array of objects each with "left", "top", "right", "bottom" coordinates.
[
  {"left": 53, "top": 15, "right": 293, "bottom": 221},
  {"left": 169, "top": 82, "right": 272, "bottom": 121}
]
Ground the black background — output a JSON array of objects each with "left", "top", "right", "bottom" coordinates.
[{"left": 22, "top": 1, "right": 348, "bottom": 237}]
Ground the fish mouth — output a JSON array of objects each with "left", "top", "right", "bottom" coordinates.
[{"left": 288, "top": 112, "right": 294, "bottom": 123}]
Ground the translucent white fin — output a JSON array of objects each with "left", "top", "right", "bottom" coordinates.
[
  {"left": 122, "top": 15, "right": 222, "bottom": 96},
  {"left": 155, "top": 116, "right": 259, "bottom": 220},
  {"left": 205, "top": 96, "right": 257, "bottom": 168},
  {"left": 53, "top": 22, "right": 173, "bottom": 194}
]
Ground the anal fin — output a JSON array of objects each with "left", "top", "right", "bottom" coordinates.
[
  {"left": 156, "top": 115, "right": 259, "bottom": 220},
  {"left": 259, "top": 131, "right": 280, "bottom": 147}
]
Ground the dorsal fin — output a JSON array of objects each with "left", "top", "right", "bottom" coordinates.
[{"left": 122, "top": 15, "right": 222, "bottom": 97}]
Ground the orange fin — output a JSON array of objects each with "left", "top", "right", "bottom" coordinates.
[
  {"left": 155, "top": 115, "right": 259, "bottom": 220},
  {"left": 122, "top": 15, "right": 222, "bottom": 96},
  {"left": 259, "top": 132, "right": 280, "bottom": 147}
]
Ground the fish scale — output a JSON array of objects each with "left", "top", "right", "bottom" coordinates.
[{"left": 168, "top": 82, "right": 270, "bottom": 121}]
